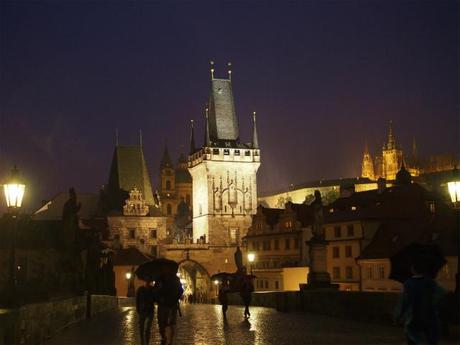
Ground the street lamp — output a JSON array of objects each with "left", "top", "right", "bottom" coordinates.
[
  {"left": 3, "top": 166, "right": 26, "bottom": 306},
  {"left": 447, "top": 168, "right": 460, "bottom": 295},
  {"left": 247, "top": 252, "right": 255, "bottom": 274},
  {"left": 126, "top": 270, "right": 135, "bottom": 297},
  {"left": 214, "top": 280, "right": 219, "bottom": 297}
]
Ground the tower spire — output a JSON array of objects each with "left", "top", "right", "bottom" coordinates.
[
  {"left": 189, "top": 119, "right": 196, "bottom": 154},
  {"left": 204, "top": 106, "right": 211, "bottom": 147},
  {"left": 115, "top": 128, "right": 119, "bottom": 146},
  {"left": 210, "top": 61, "right": 215, "bottom": 80},
  {"left": 252, "top": 111, "right": 259, "bottom": 149},
  {"left": 387, "top": 120, "right": 395, "bottom": 150},
  {"left": 139, "top": 129, "right": 143, "bottom": 146}
]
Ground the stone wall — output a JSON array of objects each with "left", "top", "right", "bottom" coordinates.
[
  {"left": 0, "top": 294, "right": 118, "bottom": 345},
  {"left": 226, "top": 290, "right": 399, "bottom": 324}
]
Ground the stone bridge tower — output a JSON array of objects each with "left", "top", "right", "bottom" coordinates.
[{"left": 188, "top": 63, "right": 261, "bottom": 246}]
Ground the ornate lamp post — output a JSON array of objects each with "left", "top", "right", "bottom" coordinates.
[
  {"left": 247, "top": 252, "right": 255, "bottom": 275},
  {"left": 3, "top": 166, "right": 26, "bottom": 306},
  {"left": 447, "top": 168, "right": 460, "bottom": 294},
  {"left": 213, "top": 279, "right": 219, "bottom": 297}
]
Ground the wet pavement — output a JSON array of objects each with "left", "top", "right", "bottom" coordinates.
[{"left": 45, "top": 304, "right": 407, "bottom": 345}]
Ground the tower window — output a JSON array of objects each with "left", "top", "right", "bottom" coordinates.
[
  {"left": 245, "top": 150, "right": 251, "bottom": 156},
  {"left": 128, "top": 228, "right": 136, "bottom": 239},
  {"left": 167, "top": 204, "right": 172, "bottom": 215},
  {"left": 224, "top": 149, "right": 230, "bottom": 155},
  {"left": 235, "top": 150, "right": 240, "bottom": 156},
  {"left": 166, "top": 180, "right": 171, "bottom": 190},
  {"left": 213, "top": 149, "right": 220, "bottom": 154}
]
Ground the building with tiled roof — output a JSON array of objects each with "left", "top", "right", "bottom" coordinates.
[{"left": 243, "top": 202, "right": 314, "bottom": 291}]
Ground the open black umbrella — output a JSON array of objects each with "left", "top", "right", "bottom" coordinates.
[
  {"left": 210, "top": 272, "right": 234, "bottom": 282},
  {"left": 389, "top": 243, "right": 447, "bottom": 283},
  {"left": 135, "top": 258, "right": 179, "bottom": 281}
]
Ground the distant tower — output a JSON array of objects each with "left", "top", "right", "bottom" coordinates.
[
  {"left": 188, "top": 64, "right": 261, "bottom": 245},
  {"left": 382, "top": 121, "right": 403, "bottom": 180},
  {"left": 159, "top": 144, "right": 176, "bottom": 217},
  {"left": 361, "top": 142, "right": 375, "bottom": 180}
]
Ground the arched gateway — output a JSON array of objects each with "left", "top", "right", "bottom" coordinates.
[{"left": 177, "top": 260, "right": 211, "bottom": 302}]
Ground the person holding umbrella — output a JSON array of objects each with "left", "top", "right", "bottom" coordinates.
[
  {"left": 156, "top": 266, "right": 183, "bottom": 345},
  {"left": 135, "top": 279, "right": 157, "bottom": 345},
  {"left": 394, "top": 251, "right": 446, "bottom": 345},
  {"left": 218, "top": 279, "right": 231, "bottom": 317}
]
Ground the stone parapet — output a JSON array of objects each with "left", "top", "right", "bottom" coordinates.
[{"left": 0, "top": 294, "right": 118, "bottom": 345}]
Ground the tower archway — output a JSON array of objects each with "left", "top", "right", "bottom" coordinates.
[{"left": 177, "top": 259, "right": 212, "bottom": 303}]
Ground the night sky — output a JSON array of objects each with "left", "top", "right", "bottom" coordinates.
[{"left": 0, "top": 0, "right": 458, "bottom": 211}]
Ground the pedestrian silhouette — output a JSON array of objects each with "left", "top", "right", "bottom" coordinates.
[
  {"left": 136, "top": 280, "right": 157, "bottom": 345},
  {"left": 240, "top": 277, "right": 254, "bottom": 318},
  {"left": 157, "top": 270, "right": 183, "bottom": 345},
  {"left": 218, "top": 279, "right": 230, "bottom": 317},
  {"left": 395, "top": 256, "right": 445, "bottom": 345}
]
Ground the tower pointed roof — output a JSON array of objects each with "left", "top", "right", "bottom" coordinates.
[
  {"left": 189, "top": 120, "right": 196, "bottom": 154},
  {"left": 252, "top": 111, "right": 259, "bottom": 149},
  {"left": 106, "top": 145, "right": 155, "bottom": 212},
  {"left": 208, "top": 70, "right": 239, "bottom": 145},
  {"left": 387, "top": 120, "right": 396, "bottom": 150},
  {"left": 160, "top": 144, "right": 173, "bottom": 169}
]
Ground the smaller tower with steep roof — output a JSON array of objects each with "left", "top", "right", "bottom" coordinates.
[{"left": 361, "top": 142, "right": 375, "bottom": 180}]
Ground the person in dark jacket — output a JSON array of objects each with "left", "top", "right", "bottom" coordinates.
[
  {"left": 240, "top": 278, "right": 254, "bottom": 318},
  {"left": 157, "top": 272, "right": 183, "bottom": 345},
  {"left": 396, "top": 260, "right": 445, "bottom": 345},
  {"left": 218, "top": 280, "right": 230, "bottom": 317},
  {"left": 136, "top": 280, "right": 157, "bottom": 345}
]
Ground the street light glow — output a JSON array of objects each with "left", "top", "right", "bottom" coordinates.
[
  {"left": 447, "top": 181, "right": 460, "bottom": 204},
  {"left": 247, "top": 253, "right": 255, "bottom": 263},
  {"left": 3, "top": 166, "right": 25, "bottom": 209},
  {"left": 125, "top": 272, "right": 132, "bottom": 280},
  {"left": 213, "top": 280, "right": 219, "bottom": 285}
]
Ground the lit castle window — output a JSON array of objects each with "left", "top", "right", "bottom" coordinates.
[{"left": 123, "top": 187, "right": 149, "bottom": 216}]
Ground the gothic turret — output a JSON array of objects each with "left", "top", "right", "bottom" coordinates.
[
  {"left": 252, "top": 111, "right": 259, "bottom": 149},
  {"left": 189, "top": 120, "right": 196, "bottom": 154},
  {"left": 386, "top": 120, "right": 396, "bottom": 150},
  {"left": 204, "top": 107, "right": 211, "bottom": 147}
]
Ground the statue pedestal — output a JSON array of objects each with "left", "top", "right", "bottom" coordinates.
[{"left": 302, "top": 239, "right": 338, "bottom": 290}]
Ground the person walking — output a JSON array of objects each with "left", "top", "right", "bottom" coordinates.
[
  {"left": 218, "top": 279, "right": 230, "bottom": 317},
  {"left": 395, "top": 258, "right": 445, "bottom": 345},
  {"left": 240, "top": 277, "right": 254, "bottom": 318},
  {"left": 136, "top": 280, "right": 157, "bottom": 345},
  {"left": 157, "top": 271, "right": 183, "bottom": 345}
]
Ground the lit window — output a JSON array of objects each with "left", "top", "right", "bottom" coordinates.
[
  {"left": 333, "top": 267, "right": 340, "bottom": 279},
  {"left": 378, "top": 265, "right": 385, "bottom": 279},
  {"left": 351, "top": 206, "right": 357, "bottom": 211},
  {"left": 367, "top": 266, "right": 373, "bottom": 279},
  {"left": 128, "top": 229, "right": 136, "bottom": 239},
  {"left": 345, "top": 266, "right": 353, "bottom": 279}
]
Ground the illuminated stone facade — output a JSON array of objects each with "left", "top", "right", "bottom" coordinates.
[{"left": 188, "top": 72, "right": 261, "bottom": 245}]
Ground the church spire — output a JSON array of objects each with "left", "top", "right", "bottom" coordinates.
[
  {"left": 204, "top": 106, "right": 211, "bottom": 147},
  {"left": 160, "top": 142, "right": 173, "bottom": 169},
  {"left": 387, "top": 120, "right": 395, "bottom": 150},
  {"left": 189, "top": 119, "right": 196, "bottom": 154},
  {"left": 252, "top": 111, "right": 259, "bottom": 149}
]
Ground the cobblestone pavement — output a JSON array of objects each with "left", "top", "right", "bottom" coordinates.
[{"left": 46, "top": 304, "right": 408, "bottom": 345}]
